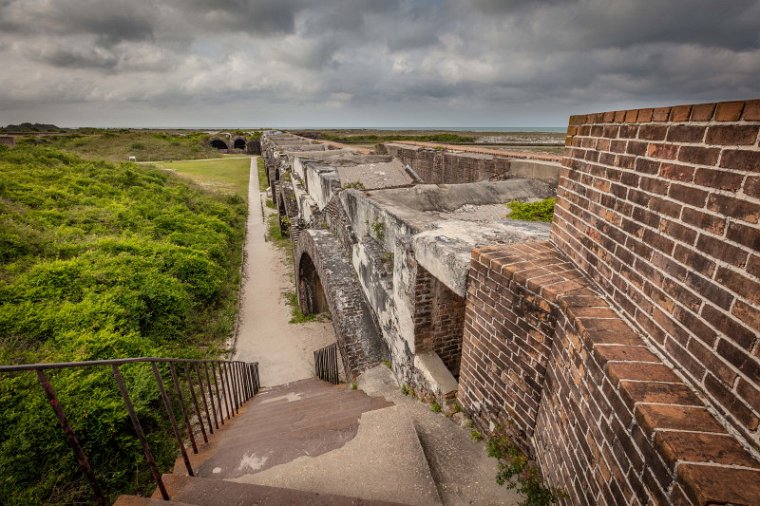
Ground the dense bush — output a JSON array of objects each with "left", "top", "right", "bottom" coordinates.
[
  {"left": 0, "top": 146, "right": 246, "bottom": 504},
  {"left": 506, "top": 198, "right": 556, "bottom": 223}
]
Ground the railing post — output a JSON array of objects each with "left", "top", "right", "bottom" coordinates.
[
  {"left": 36, "top": 369, "right": 107, "bottom": 506},
  {"left": 231, "top": 362, "right": 240, "bottom": 412},
  {"left": 253, "top": 362, "right": 260, "bottom": 394},
  {"left": 210, "top": 362, "right": 226, "bottom": 424},
  {"left": 169, "top": 364, "right": 198, "bottom": 454},
  {"left": 150, "top": 362, "right": 194, "bottom": 477},
  {"left": 112, "top": 364, "right": 169, "bottom": 501},
  {"left": 184, "top": 365, "right": 208, "bottom": 444},
  {"left": 193, "top": 363, "right": 214, "bottom": 435},
  {"left": 234, "top": 362, "right": 241, "bottom": 402},
  {"left": 223, "top": 362, "right": 237, "bottom": 416},
  {"left": 220, "top": 362, "right": 234, "bottom": 419},
  {"left": 203, "top": 362, "right": 220, "bottom": 430}
]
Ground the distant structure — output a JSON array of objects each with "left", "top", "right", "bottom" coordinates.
[
  {"left": 263, "top": 98, "right": 760, "bottom": 505},
  {"left": 208, "top": 132, "right": 261, "bottom": 154},
  {"left": 0, "top": 135, "right": 15, "bottom": 146}
]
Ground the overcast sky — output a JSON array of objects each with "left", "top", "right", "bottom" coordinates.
[{"left": 1, "top": 0, "right": 759, "bottom": 128}]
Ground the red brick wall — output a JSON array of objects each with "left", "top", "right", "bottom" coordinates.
[
  {"left": 459, "top": 241, "right": 760, "bottom": 505},
  {"left": 553, "top": 99, "right": 760, "bottom": 445}
]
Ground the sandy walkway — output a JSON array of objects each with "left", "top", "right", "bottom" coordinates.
[{"left": 234, "top": 157, "right": 336, "bottom": 387}]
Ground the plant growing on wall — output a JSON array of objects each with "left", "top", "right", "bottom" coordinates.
[
  {"left": 371, "top": 220, "right": 385, "bottom": 242},
  {"left": 506, "top": 197, "right": 556, "bottom": 223},
  {"left": 342, "top": 181, "right": 365, "bottom": 190},
  {"left": 486, "top": 432, "right": 564, "bottom": 505}
]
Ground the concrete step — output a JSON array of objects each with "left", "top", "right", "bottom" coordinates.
[
  {"left": 113, "top": 495, "right": 193, "bottom": 505},
  {"left": 235, "top": 405, "right": 443, "bottom": 506},
  {"left": 158, "top": 474, "right": 406, "bottom": 505},
  {"left": 177, "top": 378, "right": 393, "bottom": 477}
]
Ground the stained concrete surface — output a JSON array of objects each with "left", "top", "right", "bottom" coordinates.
[
  {"left": 358, "top": 366, "right": 523, "bottom": 506},
  {"left": 233, "top": 157, "right": 336, "bottom": 387}
]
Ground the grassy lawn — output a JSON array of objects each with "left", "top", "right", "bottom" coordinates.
[{"left": 150, "top": 156, "right": 251, "bottom": 199}]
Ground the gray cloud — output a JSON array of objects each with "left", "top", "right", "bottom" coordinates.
[{"left": 0, "top": 0, "right": 758, "bottom": 127}]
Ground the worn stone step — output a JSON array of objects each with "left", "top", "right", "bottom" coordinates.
[
  {"left": 159, "top": 474, "right": 406, "bottom": 505},
  {"left": 113, "top": 495, "right": 193, "bottom": 505},
  {"left": 235, "top": 405, "right": 443, "bottom": 506}
]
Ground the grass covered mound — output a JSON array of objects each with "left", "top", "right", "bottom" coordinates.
[
  {"left": 506, "top": 197, "right": 556, "bottom": 223},
  {"left": 19, "top": 130, "right": 222, "bottom": 162},
  {"left": 0, "top": 146, "right": 247, "bottom": 504}
]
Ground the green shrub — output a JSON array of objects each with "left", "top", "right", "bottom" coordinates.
[
  {"left": 506, "top": 198, "right": 556, "bottom": 223},
  {"left": 0, "top": 146, "right": 246, "bottom": 504}
]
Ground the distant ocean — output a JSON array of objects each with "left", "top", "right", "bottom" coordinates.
[{"left": 142, "top": 126, "right": 567, "bottom": 133}]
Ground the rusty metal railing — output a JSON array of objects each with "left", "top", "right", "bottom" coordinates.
[
  {"left": 0, "top": 357, "right": 260, "bottom": 504},
  {"left": 314, "top": 343, "right": 340, "bottom": 384}
]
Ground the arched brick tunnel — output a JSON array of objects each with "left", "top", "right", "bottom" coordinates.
[
  {"left": 210, "top": 139, "right": 228, "bottom": 150},
  {"left": 295, "top": 229, "right": 385, "bottom": 378}
]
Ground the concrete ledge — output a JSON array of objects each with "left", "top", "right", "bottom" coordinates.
[{"left": 414, "top": 352, "right": 458, "bottom": 400}]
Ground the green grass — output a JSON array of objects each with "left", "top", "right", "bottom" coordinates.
[
  {"left": 18, "top": 130, "right": 222, "bottom": 162},
  {"left": 506, "top": 198, "right": 556, "bottom": 222},
  {"left": 285, "top": 291, "right": 317, "bottom": 324},
  {"left": 0, "top": 145, "right": 247, "bottom": 504},
  {"left": 257, "top": 157, "right": 269, "bottom": 190},
  {"left": 151, "top": 157, "right": 251, "bottom": 200}
]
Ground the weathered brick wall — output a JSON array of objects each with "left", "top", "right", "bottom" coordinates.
[
  {"left": 554, "top": 99, "right": 760, "bottom": 444},
  {"left": 459, "top": 241, "right": 760, "bottom": 505},
  {"left": 430, "top": 280, "right": 466, "bottom": 378},
  {"left": 414, "top": 265, "right": 467, "bottom": 377},
  {"left": 294, "top": 230, "right": 385, "bottom": 377},
  {"left": 382, "top": 144, "right": 512, "bottom": 183}
]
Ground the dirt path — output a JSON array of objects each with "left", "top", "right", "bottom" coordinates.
[{"left": 234, "top": 157, "right": 336, "bottom": 387}]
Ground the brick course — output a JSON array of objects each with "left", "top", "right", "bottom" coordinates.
[
  {"left": 459, "top": 99, "right": 760, "bottom": 505},
  {"left": 556, "top": 99, "right": 760, "bottom": 445},
  {"left": 459, "top": 241, "right": 760, "bottom": 505}
]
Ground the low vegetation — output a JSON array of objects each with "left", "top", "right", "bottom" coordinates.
[
  {"left": 284, "top": 292, "right": 317, "bottom": 324},
  {"left": 1, "top": 122, "right": 63, "bottom": 133},
  {"left": 506, "top": 198, "right": 556, "bottom": 223},
  {"left": 487, "top": 432, "right": 564, "bottom": 505},
  {"left": 0, "top": 145, "right": 247, "bottom": 504},
  {"left": 151, "top": 157, "right": 251, "bottom": 200},
  {"left": 257, "top": 157, "right": 269, "bottom": 190},
  {"left": 17, "top": 130, "right": 221, "bottom": 162},
  {"left": 321, "top": 132, "right": 475, "bottom": 144}
]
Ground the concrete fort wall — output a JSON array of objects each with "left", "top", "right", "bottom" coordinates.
[
  {"left": 458, "top": 99, "right": 760, "bottom": 505},
  {"left": 380, "top": 143, "right": 561, "bottom": 184}
]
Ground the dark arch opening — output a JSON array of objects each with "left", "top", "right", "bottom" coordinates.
[
  {"left": 298, "top": 253, "right": 329, "bottom": 316},
  {"left": 210, "top": 139, "right": 228, "bottom": 150},
  {"left": 233, "top": 138, "right": 246, "bottom": 150}
]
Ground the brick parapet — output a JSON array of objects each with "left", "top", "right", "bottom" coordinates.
[
  {"left": 554, "top": 99, "right": 760, "bottom": 448},
  {"left": 459, "top": 240, "right": 760, "bottom": 505}
]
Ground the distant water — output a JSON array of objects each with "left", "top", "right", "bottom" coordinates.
[
  {"left": 140, "top": 126, "right": 567, "bottom": 133},
  {"left": 274, "top": 126, "right": 567, "bottom": 133}
]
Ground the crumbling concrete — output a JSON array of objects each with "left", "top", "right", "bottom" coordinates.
[{"left": 261, "top": 131, "right": 558, "bottom": 400}]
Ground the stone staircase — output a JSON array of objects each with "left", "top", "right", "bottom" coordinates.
[{"left": 115, "top": 378, "right": 441, "bottom": 506}]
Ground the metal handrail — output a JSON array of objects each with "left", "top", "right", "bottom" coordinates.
[{"left": 0, "top": 357, "right": 261, "bottom": 504}]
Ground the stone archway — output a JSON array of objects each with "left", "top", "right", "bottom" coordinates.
[
  {"left": 210, "top": 139, "right": 228, "bottom": 150},
  {"left": 298, "top": 253, "right": 328, "bottom": 315},
  {"left": 294, "top": 230, "right": 385, "bottom": 378},
  {"left": 233, "top": 138, "right": 246, "bottom": 150}
]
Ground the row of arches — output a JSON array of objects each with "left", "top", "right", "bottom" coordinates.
[{"left": 210, "top": 138, "right": 247, "bottom": 150}]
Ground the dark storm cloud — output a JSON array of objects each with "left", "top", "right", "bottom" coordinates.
[{"left": 0, "top": 0, "right": 758, "bottom": 126}]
